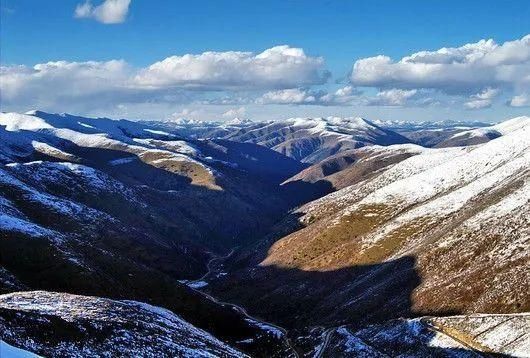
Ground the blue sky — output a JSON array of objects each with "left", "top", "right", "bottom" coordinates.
[{"left": 1, "top": 0, "right": 529, "bottom": 122}]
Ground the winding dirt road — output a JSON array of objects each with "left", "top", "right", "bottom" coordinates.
[{"left": 188, "top": 247, "right": 300, "bottom": 358}]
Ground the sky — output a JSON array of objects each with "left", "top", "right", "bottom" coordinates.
[{"left": 1, "top": 0, "right": 529, "bottom": 123}]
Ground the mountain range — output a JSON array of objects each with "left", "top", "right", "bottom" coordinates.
[{"left": 0, "top": 110, "right": 528, "bottom": 357}]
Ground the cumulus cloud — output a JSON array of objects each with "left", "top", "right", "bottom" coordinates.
[
  {"left": 367, "top": 89, "right": 418, "bottom": 106},
  {"left": 75, "top": 0, "right": 131, "bottom": 24},
  {"left": 0, "top": 46, "right": 328, "bottom": 112},
  {"left": 258, "top": 86, "right": 363, "bottom": 106},
  {"left": 0, "top": 60, "right": 142, "bottom": 110},
  {"left": 258, "top": 88, "right": 320, "bottom": 104},
  {"left": 319, "top": 86, "right": 364, "bottom": 105},
  {"left": 135, "top": 46, "right": 329, "bottom": 90},
  {"left": 350, "top": 34, "right": 530, "bottom": 95},
  {"left": 464, "top": 87, "right": 499, "bottom": 109},
  {"left": 509, "top": 93, "right": 530, "bottom": 107},
  {"left": 256, "top": 86, "right": 432, "bottom": 107}
]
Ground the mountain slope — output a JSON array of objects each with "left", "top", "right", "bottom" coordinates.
[
  {"left": 208, "top": 116, "right": 530, "bottom": 328},
  {"left": 0, "top": 291, "right": 246, "bottom": 357},
  {"left": 223, "top": 117, "right": 411, "bottom": 163},
  {"left": 323, "top": 314, "right": 530, "bottom": 357},
  {"left": 436, "top": 116, "right": 529, "bottom": 148},
  {"left": 0, "top": 111, "right": 301, "bottom": 261},
  {"left": 0, "top": 110, "right": 304, "bottom": 356},
  {"left": 283, "top": 143, "right": 425, "bottom": 191},
  {"left": 377, "top": 119, "right": 492, "bottom": 148}
]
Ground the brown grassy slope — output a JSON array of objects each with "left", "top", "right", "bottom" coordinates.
[
  {"left": 208, "top": 142, "right": 529, "bottom": 328},
  {"left": 283, "top": 145, "right": 421, "bottom": 191}
]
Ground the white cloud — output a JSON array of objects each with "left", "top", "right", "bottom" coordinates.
[
  {"left": 367, "top": 89, "right": 418, "bottom": 106},
  {"left": 74, "top": 2, "right": 93, "bottom": 18},
  {"left": 319, "top": 86, "right": 363, "bottom": 105},
  {"left": 258, "top": 86, "right": 364, "bottom": 106},
  {"left": 135, "top": 45, "right": 329, "bottom": 90},
  {"left": 474, "top": 87, "right": 499, "bottom": 100},
  {"left": 256, "top": 86, "right": 431, "bottom": 107},
  {"left": 464, "top": 99, "right": 492, "bottom": 109},
  {"left": 222, "top": 107, "right": 246, "bottom": 118},
  {"left": 509, "top": 93, "right": 530, "bottom": 107},
  {"left": 350, "top": 35, "right": 530, "bottom": 95},
  {"left": 0, "top": 46, "right": 328, "bottom": 112},
  {"left": 0, "top": 60, "right": 136, "bottom": 109},
  {"left": 464, "top": 87, "right": 499, "bottom": 109},
  {"left": 75, "top": 0, "right": 131, "bottom": 24},
  {"left": 258, "top": 88, "right": 319, "bottom": 104}
]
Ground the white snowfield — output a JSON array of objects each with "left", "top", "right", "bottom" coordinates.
[
  {"left": 0, "top": 291, "right": 247, "bottom": 358},
  {"left": 0, "top": 112, "right": 53, "bottom": 132}
]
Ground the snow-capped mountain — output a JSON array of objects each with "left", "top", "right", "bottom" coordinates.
[
  {"left": 0, "top": 110, "right": 303, "bottom": 252},
  {"left": 207, "top": 116, "right": 529, "bottom": 333},
  {"left": 151, "top": 115, "right": 508, "bottom": 157},
  {"left": 436, "top": 116, "right": 530, "bottom": 147},
  {"left": 223, "top": 116, "right": 411, "bottom": 163}
]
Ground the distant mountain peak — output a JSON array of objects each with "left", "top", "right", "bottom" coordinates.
[{"left": 225, "top": 117, "right": 254, "bottom": 126}]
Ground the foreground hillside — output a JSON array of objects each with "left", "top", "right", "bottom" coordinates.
[
  {"left": 0, "top": 291, "right": 246, "bottom": 357},
  {"left": 2, "top": 291, "right": 528, "bottom": 357},
  {"left": 0, "top": 291, "right": 245, "bottom": 357},
  {"left": 208, "top": 116, "right": 529, "bottom": 329},
  {"left": 321, "top": 314, "right": 530, "bottom": 357}
]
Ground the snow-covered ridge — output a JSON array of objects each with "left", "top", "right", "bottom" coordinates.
[
  {"left": 262, "top": 116, "right": 382, "bottom": 135},
  {"left": 0, "top": 111, "right": 218, "bottom": 182},
  {"left": 361, "top": 118, "right": 529, "bottom": 206},
  {"left": 449, "top": 115, "right": 529, "bottom": 140},
  {"left": 0, "top": 291, "right": 246, "bottom": 357},
  {"left": 0, "top": 112, "right": 53, "bottom": 132},
  {"left": 328, "top": 314, "right": 530, "bottom": 357},
  {"left": 304, "top": 118, "right": 529, "bottom": 244}
]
